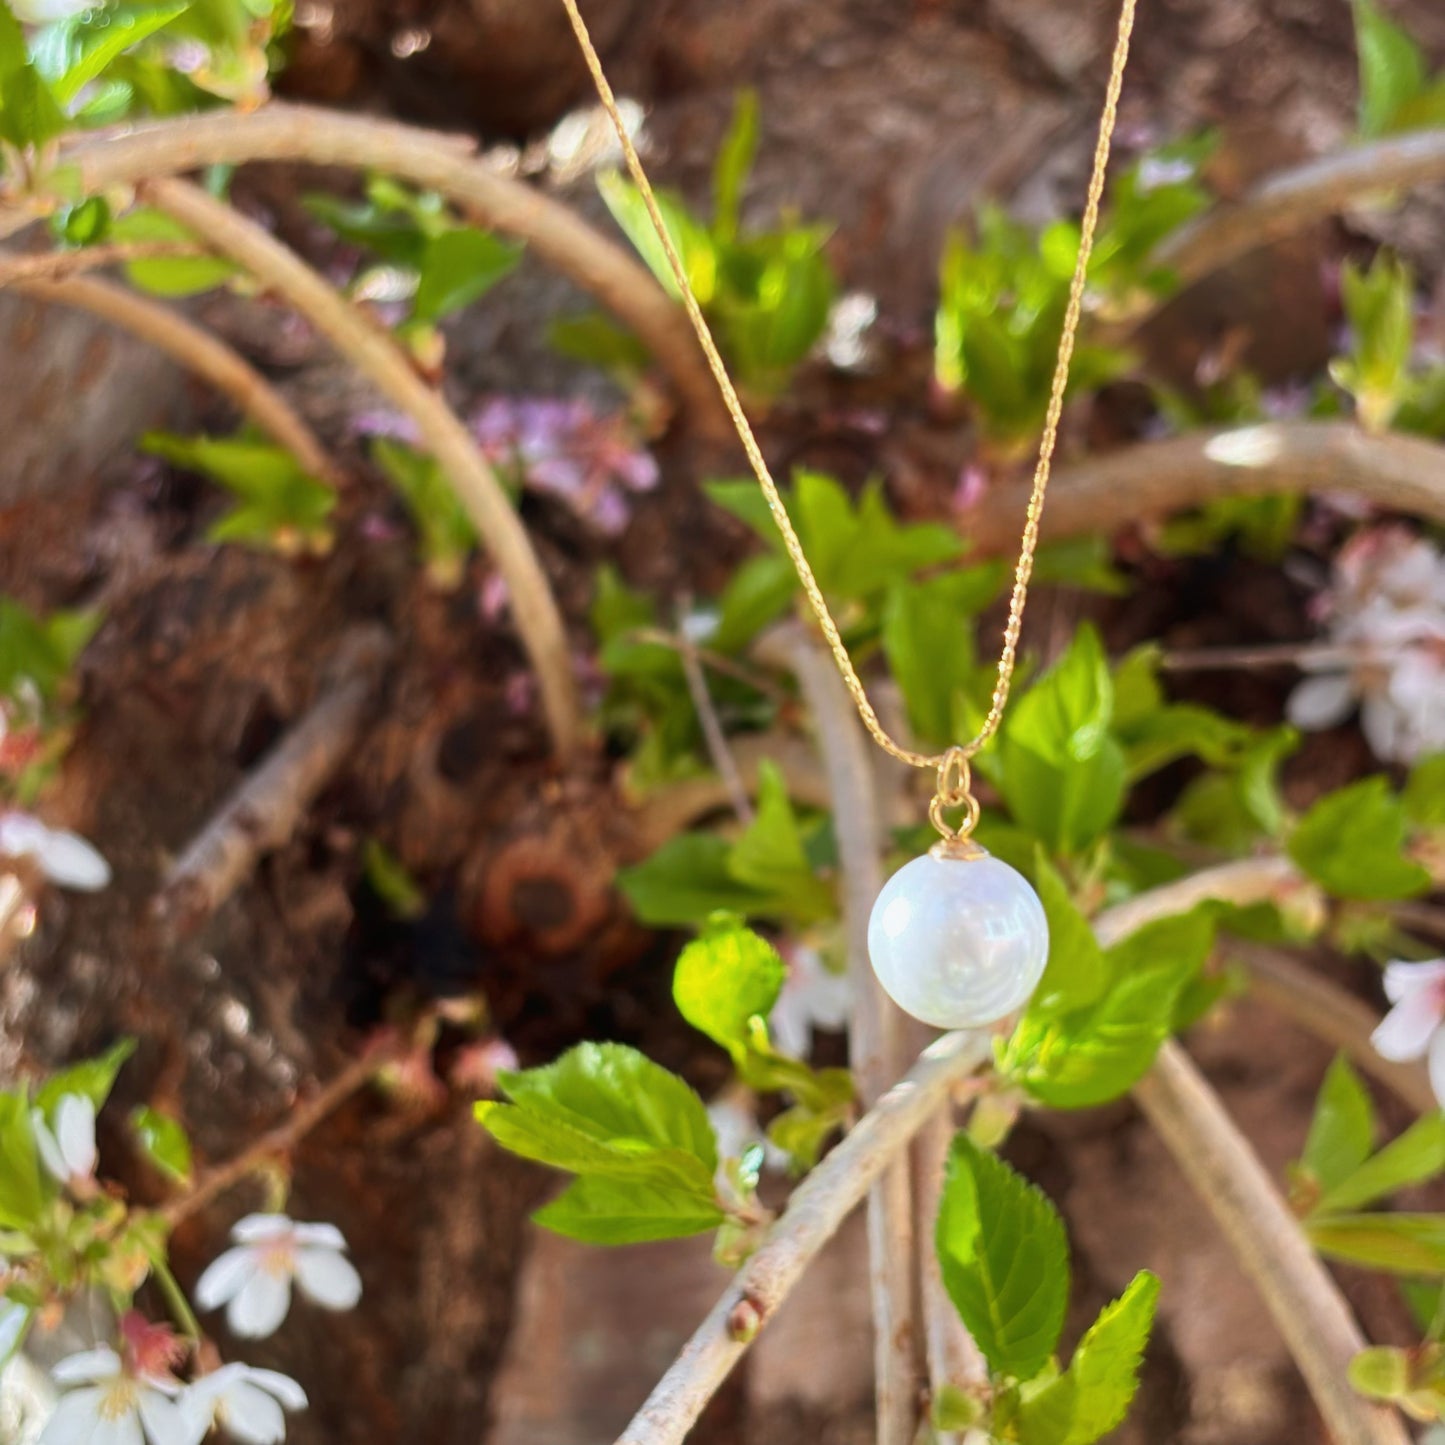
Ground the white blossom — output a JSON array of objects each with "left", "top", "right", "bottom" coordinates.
[
  {"left": 769, "top": 945, "right": 851, "bottom": 1058},
  {"left": 180, "top": 1365, "right": 306, "bottom": 1445},
  {"left": 195, "top": 1215, "right": 361, "bottom": 1340},
  {"left": 1287, "top": 527, "right": 1445, "bottom": 763},
  {"left": 0, "top": 813, "right": 111, "bottom": 891},
  {"left": 32, "top": 1094, "right": 97, "bottom": 1191},
  {"left": 39, "top": 1347, "right": 194, "bottom": 1445},
  {"left": 1371, "top": 959, "right": 1445, "bottom": 1108}
]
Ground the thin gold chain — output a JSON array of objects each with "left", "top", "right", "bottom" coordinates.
[{"left": 561, "top": 0, "right": 1137, "bottom": 772}]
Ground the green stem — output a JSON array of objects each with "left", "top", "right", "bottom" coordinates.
[{"left": 149, "top": 1254, "right": 201, "bottom": 1343}]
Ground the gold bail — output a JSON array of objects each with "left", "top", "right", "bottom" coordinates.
[{"left": 929, "top": 746, "right": 984, "bottom": 858}]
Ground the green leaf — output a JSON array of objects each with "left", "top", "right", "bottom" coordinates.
[
  {"left": 47, "top": 2, "right": 190, "bottom": 105},
  {"left": 532, "top": 1174, "right": 725, "bottom": 1245},
  {"left": 1289, "top": 776, "right": 1431, "bottom": 902},
  {"left": 1318, "top": 1113, "right": 1445, "bottom": 1215},
  {"left": 1308, "top": 1213, "right": 1445, "bottom": 1275},
  {"left": 411, "top": 227, "right": 522, "bottom": 324},
  {"left": 1027, "top": 854, "right": 1108, "bottom": 1018},
  {"left": 1300, "top": 1054, "right": 1377, "bottom": 1197},
  {"left": 0, "top": 1094, "right": 44, "bottom": 1230},
  {"left": 548, "top": 312, "right": 651, "bottom": 374},
  {"left": 1353, "top": 0, "right": 1428, "bottom": 138},
  {"left": 998, "top": 625, "right": 1127, "bottom": 855},
  {"left": 1017, "top": 1272, "right": 1160, "bottom": 1445},
  {"left": 0, "top": 4, "right": 64, "bottom": 147},
  {"left": 371, "top": 437, "right": 476, "bottom": 587},
  {"left": 618, "top": 833, "right": 775, "bottom": 928},
  {"left": 710, "top": 552, "right": 795, "bottom": 655},
  {"left": 712, "top": 88, "right": 759, "bottom": 242},
  {"left": 674, "top": 922, "right": 785, "bottom": 1060},
  {"left": 725, "top": 761, "right": 834, "bottom": 924},
  {"left": 109, "top": 209, "right": 238, "bottom": 297},
  {"left": 360, "top": 838, "right": 426, "bottom": 921},
  {"left": 1005, "top": 909, "right": 1214, "bottom": 1109},
  {"left": 590, "top": 564, "right": 655, "bottom": 648},
  {"left": 597, "top": 170, "right": 716, "bottom": 304},
  {"left": 0, "top": 596, "right": 101, "bottom": 705},
  {"left": 935, "top": 1134, "right": 1069, "bottom": 1380},
  {"left": 487, "top": 1041, "right": 717, "bottom": 1176},
  {"left": 1348, "top": 1345, "right": 1411, "bottom": 1402},
  {"left": 129, "top": 1105, "right": 192, "bottom": 1184},
  {"left": 1405, "top": 755, "right": 1445, "bottom": 829},
  {"left": 36, "top": 1039, "right": 135, "bottom": 1116}
]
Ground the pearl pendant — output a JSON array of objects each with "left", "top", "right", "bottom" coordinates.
[{"left": 867, "top": 846, "right": 1049, "bottom": 1029}]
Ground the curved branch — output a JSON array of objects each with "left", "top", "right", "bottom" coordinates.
[
  {"left": 0, "top": 242, "right": 202, "bottom": 285},
  {"left": 614, "top": 1030, "right": 993, "bottom": 1445},
  {"left": 1, "top": 104, "right": 729, "bottom": 435},
  {"left": 1135, "top": 1043, "right": 1410, "bottom": 1445},
  {"left": 15, "top": 273, "right": 341, "bottom": 485},
  {"left": 964, "top": 421, "right": 1445, "bottom": 556},
  {"left": 1155, "top": 128, "right": 1445, "bottom": 294},
  {"left": 144, "top": 177, "right": 582, "bottom": 756}
]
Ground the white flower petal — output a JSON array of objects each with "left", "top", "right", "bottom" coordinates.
[
  {"left": 195, "top": 1247, "right": 258, "bottom": 1311},
  {"left": 1285, "top": 673, "right": 1356, "bottom": 732},
  {"left": 55, "top": 1094, "right": 98, "bottom": 1179},
  {"left": 39, "top": 1388, "right": 109, "bottom": 1445},
  {"left": 219, "top": 1381, "right": 288, "bottom": 1445},
  {"left": 139, "top": 1388, "right": 198, "bottom": 1445},
  {"left": 1384, "top": 961, "right": 1445, "bottom": 1004},
  {"left": 93, "top": 1407, "right": 144, "bottom": 1445},
  {"left": 242, "top": 1370, "right": 307, "bottom": 1413},
  {"left": 231, "top": 1215, "right": 294, "bottom": 1245},
  {"left": 32, "top": 1112, "right": 69, "bottom": 1183},
  {"left": 1371, "top": 990, "right": 1443, "bottom": 1062},
  {"left": 289, "top": 1222, "right": 346, "bottom": 1252},
  {"left": 51, "top": 1347, "right": 123, "bottom": 1385},
  {"left": 293, "top": 1247, "right": 361, "bottom": 1311},
  {"left": 1361, "top": 695, "right": 1406, "bottom": 763},
  {"left": 229, "top": 1271, "right": 292, "bottom": 1340},
  {"left": 0, "top": 813, "right": 111, "bottom": 890},
  {"left": 1429, "top": 1032, "right": 1445, "bottom": 1115}
]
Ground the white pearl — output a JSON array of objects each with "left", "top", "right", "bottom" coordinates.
[{"left": 867, "top": 849, "right": 1049, "bottom": 1029}]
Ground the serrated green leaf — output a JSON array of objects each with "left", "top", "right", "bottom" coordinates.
[
  {"left": 1027, "top": 854, "right": 1108, "bottom": 1018},
  {"left": 47, "top": 2, "right": 190, "bottom": 105},
  {"left": 411, "top": 227, "right": 522, "bottom": 323},
  {"left": 725, "top": 761, "right": 834, "bottom": 924},
  {"left": 0, "top": 1094, "right": 44, "bottom": 1230},
  {"left": 36, "top": 1038, "right": 135, "bottom": 1116},
  {"left": 532, "top": 1173, "right": 724, "bottom": 1245},
  {"left": 1309, "top": 1213, "right": 1445, "bottom": 1275},
  {"left": 1017, "top": 1271, "right": 1160, "bottom": 1445},
  {"left": 673, "top": 923, "right": 785, "bottom": 1059},
  {"left": 935, "top": 1134, "right": 1069, "bottom": 1380},
  {"left": 1289, "top": 776, "right": 1431, "bottom": 901},
  {"left": 618, "top": 833, "right": 776, "bottom": 927},
  {"left": 1318, "top": 1113, "right": 1445, "bottom": 1216},
  {"left": 1301, "top": 1054, "right": 1376, "bottom": 1197},
  {"left": 129, "top": 1105, "right": 192, "bottom": 1184}
]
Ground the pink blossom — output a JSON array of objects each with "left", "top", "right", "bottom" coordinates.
[{"left": 1371, "top": 959, "right": 1445, "bottom": 1108}]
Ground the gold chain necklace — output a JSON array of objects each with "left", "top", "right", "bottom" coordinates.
[{"left": 562, "top": 0, "right": 1137, "bottom": 1029}]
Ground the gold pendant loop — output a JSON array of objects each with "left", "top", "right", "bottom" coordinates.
[{"left": 929, "top": 746, "right": 984, "bottom": 858}]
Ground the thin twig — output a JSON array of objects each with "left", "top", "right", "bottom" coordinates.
[
  {"left": 1238, "top": 943, "right": 1435, "bottom": 1116},
  {"left": 614, "top": 1030, "right": 994, "bottom": 1445},
  {"left": 15, "top": 273, "right": 341, "bottom": 486},
  {"left": 143, "top": 177, "right": 581, "bottom": 755},
  {"left": 1153, "top": 128, "right": 1445, "bottom": 296},
  {"left": 0, "top": 104, "right": 729, "bottom": 435},
  {"left": 790, "top": 632, "right": 923, "bottom": 1445},
  {"left": 964, "top": 422, "right": 1445, "bottom": 557},
  {"left": 675, "top": 600, "right": 753, "bottom": 825},
  {"left": 161, "top": 1037, "right": 400, "bottom": 1228},
  {"left": 0, "top": 242, "right": 204, "bottom": 286},
  {"left": 1134, "top": 1044, "right": 1411, "bottom": 1445},
  {"left": 152, "top": 627, "right": 391, "bottom": 941},
  {"left": 1160, "top": 641, "right": 1411, "bottom": 675}
]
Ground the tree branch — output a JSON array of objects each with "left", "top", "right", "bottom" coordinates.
[
  {"left": 0, "top": 103, "right": 729, "bottom": 435},
  {"left": 1134, "top": 1044, "right": 1410, "bottom": 1445},
  {"left": 143, "top": 177, "right": 582, "bottom": 755},
  {"left": 790, "top": 632, "right": 924, "bottom": 1445},
  {"left": 0, "top": 242, "right": 203, "bottom": 286},
  {"left": 964, "top": 422, "right": 1445, "bottom": 557},
  {"left": 614, "top": 1030, "right": 994, "bottom": 1445},
  {"left": 15, "top": 273, "right": 341, "bottom": 486},
  {"left": 152, "top": 627, "right": 391, "bottom": 941},
  {"left": 1154, "top": 128, "right": 1445, "bottom": 295}
]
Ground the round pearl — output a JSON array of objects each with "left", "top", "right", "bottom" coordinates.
[{"left": 867, "top": 849, "right": 1049, "bottom": 1029}]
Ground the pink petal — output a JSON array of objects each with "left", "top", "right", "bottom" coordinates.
[{"left": 1371, "top": 990, "right": 1442, "bottom": 1063}]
